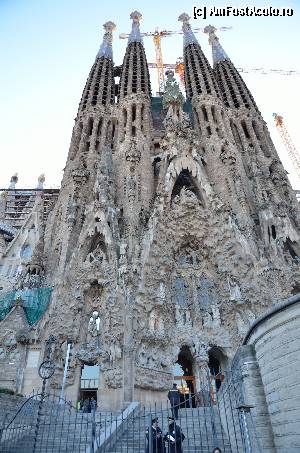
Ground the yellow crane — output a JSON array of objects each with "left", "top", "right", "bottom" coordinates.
[
  {"left": 119, "top": 26, "right": 232, "bottom": 92},
  {"left": 273, "top": 113, "right": 300, "bottom": 180},
  {"left": 120, "top": 28, "right": 300, "bottom": 92}
]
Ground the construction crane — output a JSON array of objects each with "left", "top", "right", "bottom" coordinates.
[
  {"left": 273, "top": 113, "right": 300, "bottom": 180},
  {"left": 148, "top": 61, "right": 300, "bottom": 91},
  {"left": 120, "top": 28, "right": 300, "bottom": 92},
  {"left": 119, "top": 27, "right": 232, "bottom": 92}
]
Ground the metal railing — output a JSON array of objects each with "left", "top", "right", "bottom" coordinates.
[
  {"left": 0, "top": 371, "right": 261, "bottom": 453},
  {"left": 80, "top": 378, "right": 99, "bottom": 389}
]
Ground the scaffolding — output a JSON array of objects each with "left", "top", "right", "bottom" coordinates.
[{"left": 0, "top": 189, "right": 59, "bottom": 230}]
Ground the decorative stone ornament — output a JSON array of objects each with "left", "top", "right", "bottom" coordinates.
[
  {"left": 204, "top": 25, "right": 230, "bottom": 64},
  {"left": 97, "top": 21, "right": 116, "bottom": 60}
]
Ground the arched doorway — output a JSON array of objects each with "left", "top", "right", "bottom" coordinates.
[
  {"left": 173, "top": 346, "right": 196, "bottom": 407},
  {"left": 208, "top": 347, "right": 227, "bottom": 402}
]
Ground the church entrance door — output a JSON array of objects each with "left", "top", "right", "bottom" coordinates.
[
  {"left": 173, "top": 346, "right": 196, "bottom": 407},
  {"left": 79, "top": 363, "right": 99, "bottom": 412}
]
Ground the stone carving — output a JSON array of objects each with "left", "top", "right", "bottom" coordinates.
[
  {"left": 136, "top": 343, "right": 147, "bottom": 367},
  {"left": 197, "top": 274, "right": 217, "bottom": 309},
  {"left": 136, "top": 343, "right": 169, "bottom": 371},
  {"left": 193, "top": 341, "right": 209, "bottom": 369},
  {"left": 203, "top": 305, "right": 221, "bottom": 329},
  {"left": 71, "top": 168, "right": 90, "bottom": 184},
  {"left": 149, "top": 310, "right": 164, "bottom": 333},
  {"left": 87, "top": 239, "right": 107, "bottom": 264},
  {"left": 219, "top": 141, "right": 236, "bottom": 166},
  {"left": 127, "top": 176, "right": 136, "bottom": 202},
  {"left": 67, "top": 198, "right": 78, "bottom": 225},
  {"left": 108, "top": 341, "right": 122, "bottom": 366},
  {"left": 235, "top": 312, "right": 248, "bottom": 337},
  {"left": 118, "top": 242, "right": 128, "bottom": 278},
  {"left": 125, "top": 141, "right": 141, "bottom": 163},
  {"left": 228, "top": 277, "right": 242, "bottom": 302},
  {"left": 157, "top": 282, "right": 166, "bottom": 302},
  {"left": 235, "top": 310, "right": 255, "bottom": 337},
  {"left": 175, "top": 306, "right": 192, "bottom": 326},
  {"left": 172, "top": 276, "right": 189, "bottom": 307},
  {"left": 88, "top": 311, "right": 101, "bottom": 338},
  {"left": 162, "top": 70, "right": 190, "bottom": 133},
  {"left": 104, "top": 368, "right": 122, "bottom": 388},
  {"left": 16, "top": 327, "right": 31, "bottom": 344},
  {"left": 172, "top": 187, "right": 200, "bottom": 208}
]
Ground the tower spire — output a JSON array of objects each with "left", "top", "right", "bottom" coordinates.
[
  {"left": 118, "top": 11, "right": 151, "bottom": 100},
  {"left": 178, "top": 12, "right": 219, "bottom": 100},
  {"left": 178, "top": 13, "right": 198, "bottom": 48},
  {"left": 204, "top": 25, "right": 230, "bottom": 65},
  {"left": 77, "top": 21, "right": 116, "bottom": 115},
  {"left": 69, "top": 20, "right": 116, "bottom": 162},
  {"left": 97, "top": 21, "right": 116, "bottom": 60},
  {"left": 205, "top": 24, "right": 259, "bottom": 113},
  {"left": 128, "top": 11, "right": 143, "bottom": 44}
]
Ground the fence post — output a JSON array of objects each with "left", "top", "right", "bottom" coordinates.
[
  {"left": 147, "top": 413, "right": 153, "bottom": 453},
  {"left": 207, "top": 368, "right": 217, "bottom": 447},
  {"left": 91, "top": 408, "right": 96, "bottom": 453},
  {"left": 0, "top": 413, "right": 8, "bottom": 443}
]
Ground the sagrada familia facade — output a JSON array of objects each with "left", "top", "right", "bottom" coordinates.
[{"left": 0, "top": 11, "right": 300, "bottom": 408}]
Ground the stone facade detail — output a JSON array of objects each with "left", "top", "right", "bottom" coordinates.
[{"left": 0, "top": 11, "right": 300, "bottom": 414}]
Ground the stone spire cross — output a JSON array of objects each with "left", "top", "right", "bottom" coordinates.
[
  {"left": 178, "top": 13, "right": 198, "bottom": 48},
  {"left": 97, "top": 21, "right": 116, "bottom": 60},
  {"left": 204, "top": 25, "right": 230, "bottom": 65},
  {"left": 128, "top": 11, "right": 143, "bottom": 44}
]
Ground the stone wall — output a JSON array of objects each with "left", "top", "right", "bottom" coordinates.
[
  {"left": 231, "top": 345, "right": 275, "bottom": 452},
  {"left": 234, "top": 294, "right": 300, "bottom": 453}
]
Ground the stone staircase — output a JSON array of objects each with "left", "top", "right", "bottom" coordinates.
[
  {"left": 107, "top": 407, "right": 241, "bottom": 453},
  {"left": 0, "top": 396, "right": 121, "bottom": 452},
  {"left": 0, "top": 398, "right": 244, "bottom": 452}
]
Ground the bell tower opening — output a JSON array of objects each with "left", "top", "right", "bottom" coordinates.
[{"left": 173, "top": 345, "right": 196, "bottom": 407}]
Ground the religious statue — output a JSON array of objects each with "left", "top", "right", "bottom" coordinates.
[{"left": 88, "top": 311, "right": 101, "bottom": 338}]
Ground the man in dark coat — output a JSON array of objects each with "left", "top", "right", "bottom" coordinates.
[
  {"left": 83, "top": 398, "right": 90, "bottom": 413},
  {"left": 164, "top": 416, "right": 185, "bottom": 453},
  {"left": 146, "top": 418, "right": 165, "bottom": 453},
  {"left": 168, "top": 383, "right": 181, "bottom": 419}
]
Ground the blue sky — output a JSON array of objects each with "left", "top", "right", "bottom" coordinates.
[{"left": 0, "top": 0, "right": 299, "bottom": 188}]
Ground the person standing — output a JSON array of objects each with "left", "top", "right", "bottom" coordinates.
[
  {"left": 145, "top": 418, "right": 165, "bottom": 453},
  {"left": 90, "top": 396, "right": 97, "bottom": 415},
  {"left": 164, "top": 416, "right": 185, "bottom": 453},
  {"left": 79, "top": 399, "right": 83, "bottom": 412},
  {"left": 83, "top": 398, "right": 90, "bottom": 413},
  {"left": 168, "top": 383, "right": 181, "bottom": 419}
]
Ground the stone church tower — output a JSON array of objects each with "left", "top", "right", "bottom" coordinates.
[{"left": 1, "top": 11, "right": 300, "bottom": 409}]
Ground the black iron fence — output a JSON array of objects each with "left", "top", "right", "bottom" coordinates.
[{"left": 0, "top": 371, "right": 261, "bottom": 453}]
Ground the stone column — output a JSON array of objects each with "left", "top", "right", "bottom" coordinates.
[
  {"left": 122, "top": 288, "right": 135, "bottom": 404},
  {"left": 232, "top": 345, "right": 276, "bottom": 453}
]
